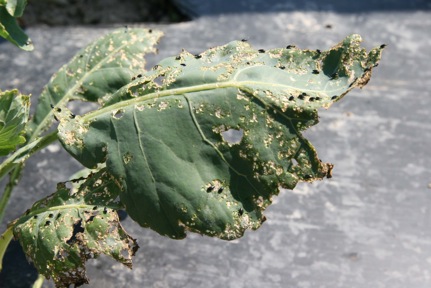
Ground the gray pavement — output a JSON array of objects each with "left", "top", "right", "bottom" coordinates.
[{"left": 1, "top": 9, "right": 431, "bottom": 288}]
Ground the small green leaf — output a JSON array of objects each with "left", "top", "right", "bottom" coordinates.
[
  {"left": 13, "top": 168, "right": 137, "bottom": 287},
  {"left": 0, "top": 5, "right": 33, "bottom": 51},
  {"left": 58, "top": 34, "right": 384, "bottom": 240},
  {"left": 28, "top": 27, "right": 163, "bottom": 139},
  {"left": 0, "top": 89, "right": 30, "bottom": 156}
]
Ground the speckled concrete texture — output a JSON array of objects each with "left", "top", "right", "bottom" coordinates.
[{"left": 1, "top": 9, "right": 431, "bottom": 288}]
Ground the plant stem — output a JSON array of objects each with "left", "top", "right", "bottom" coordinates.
[
  {"left": 0, "top": 165, "right": 23, "bottom": 224},
  {"left": 0, "top": 131, "right": 58, "bottom": 182},
  {"left": 0, "top": 226, "right": 13, "bottom": 271},
  {"left": 0, "top": 131, "right": 58, "bottom": 224},
  {"left": 32, "top": 274, "right": 45, "bottom": 288}
]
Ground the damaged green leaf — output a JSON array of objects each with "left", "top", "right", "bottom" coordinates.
[
  {"left": 57, "top": 34, "right": 384, "bottom": 240},
  {"left": 12, "top": 168, "right": 137, "bottom": 287},
  {"left": 0, "top": 1, "right": 33, "bottom": 51},
  {"left": 0, "top": 89, "right": 30, "bottom": 156},
  {"left": 28, "top": 27, "right": 163, "bottom": 139}
]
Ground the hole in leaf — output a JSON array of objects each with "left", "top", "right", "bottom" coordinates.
[
  {"left": 153, "top": 76, "right": 164, "bottom": 87},
  {"left": 123, "top": 152, "right": 133, "bottom": 164},
  {"left": 120, "top": 249, "right": 130, "bottom": 259},
  {"left": 221, "top": 129, "right": 244, "bottom": 145},
  {"left": 117, "top": 210, "right": 128, "bottom": 221},
  {"left": 66, "top": 219, "right": 85, "bottom": 245},
  {"left": 65, "top": 181, "right": 73, "bottom": 190},
  {"left": 86, "top": 214, "right": 97, "bottom": 223},
  {"left": 113, "top": 109, "right": 124, "bottom": 119},
  {"left": 67, "top": 101, "right": 98, "bottom": 115}
]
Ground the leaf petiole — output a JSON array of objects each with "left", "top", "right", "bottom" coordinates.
[{"left": 0, "top": 226, "right": 13, "bottom": 271}]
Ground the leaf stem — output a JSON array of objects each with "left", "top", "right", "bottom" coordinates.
[
  {"left": 0, "top": 226, "right": 13, "bottom": 271},
  {"left": 0, "top": 131, "right": 58, "bottom": 182},
  {"left": 0, "top": 164, "right": 23, "bottom": 224},
  {"left": 32, "top": 274, "right": 45, "bottom": 288},
  {"left": 0, "top": 131, "right": 58, "bottom": 224},
  {"left": 83, "top": 81, "right": 240, "bottom": 121}
]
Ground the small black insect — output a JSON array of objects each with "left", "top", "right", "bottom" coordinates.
[
  {"left": 312, "top": 69, "right": 319, "bottom": 74},
  {"left": 48, "top": 213, "right": 54, "bottom": 218},
  {"left": 288, "top": 96, "right": 294, "bottom": 101},
  {"left": 45, "top": 221, "right": 51, "bottom": 226},
  {"left": 258, "top": 49, "right": 265, "bottom": 53},
  {"left": 103, "top": 207, "right": 108, "bottom": 214},
  {"left": 175, "top": 56, "right": 181, "bottom": 60},
  {"left": 218, "top": 187, "right": 224, "bottom": 193},
  {"left": 241, "top": 39, "right": 248, "bottom": 42},
  {"left": 194, "top": 54, "right": 202, "bottom": 59},
  {"left": 279, "top": 66, "right": 286, "bottom": 70},
  {"left": 70, "top": 113, "right": 76, "bottom": 119},
  {"left": 50, "top": 104, "right": 54, "bottom": 109},
  {"left": 33, "top": 215, "right": 38, "bottom": 219},
  {"left": 246, "top": 62, "right": 251, "bottom": 65},
  {"left": 301, "top": 92, "right": 308, "bottom": 97},
  {"left": 131, "top": 76, "right": 136, "bottom": 81},
  {"left": 330, "top": 72, "right": 338, "bottom": 80},
  {"left": 304, "top": 174, "right": 312, "bottom": 180},
  {"left": 53, "top": 115, "right": 59, "bottom": 122},
  {"left": 316, "top": 49, "right": 321, "bottom": 54},
  {"left": 373, "top": 63, "right": 379, "bottom": 68},
  {"left": 148, "top": 29, "right": 153, "bottom": 33},
  {"left": 331, "top": 95, "right": 337, "bottom": 100},
  {"left": 286, "top": 45, "right": 295, "bottom": 49},
  {"left": 238, "top": 208, "right": 244, "bottom": 216},
  {"left": 325, "top": 24, "right": 333, "bottom": 29},
  {"left": 298, "top": 94, "right": 305, "bottom": 100},
  {"left": 206, "top": 185, "right": 215, "bottom": 192},
  {"left": 93, "top": 206, "right": 98, "bottom": 210},
  {"left": 315, "top": 97, "right": 321, "bottom": 101},
  {"left": 380, "top": 44, "right": 387, "bottom": 49},
  {"left": 137, "top": 74, "right": 142, "bottom": 78},
  {"left": 180, "top": 63, "right": 186, "bottom": 67},
  {"left": 309, "top": 97, "right": 315, "bottom": 101}
]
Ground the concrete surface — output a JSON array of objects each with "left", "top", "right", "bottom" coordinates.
[
  {"left": 172, "top": 0, "right": 430, "bottom": 17},
  {"left": 1, "top": 8, "right": 431, "bottom": 288}
]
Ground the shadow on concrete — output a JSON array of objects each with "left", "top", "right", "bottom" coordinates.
[{"left": 0, "top": 240, "right": 38, "bottom": 288}]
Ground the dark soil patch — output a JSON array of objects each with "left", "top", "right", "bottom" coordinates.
[{"left": 22, "top": 0, "right": 189, "bottom": 26}]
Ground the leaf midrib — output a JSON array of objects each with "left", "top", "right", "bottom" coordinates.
[{"left": 82, "top": 79, "right": 345, "bottom": 122}]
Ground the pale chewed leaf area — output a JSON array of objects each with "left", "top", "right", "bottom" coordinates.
[{"left": 13, "top": 169, "right": 137, "bottom": 287}]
